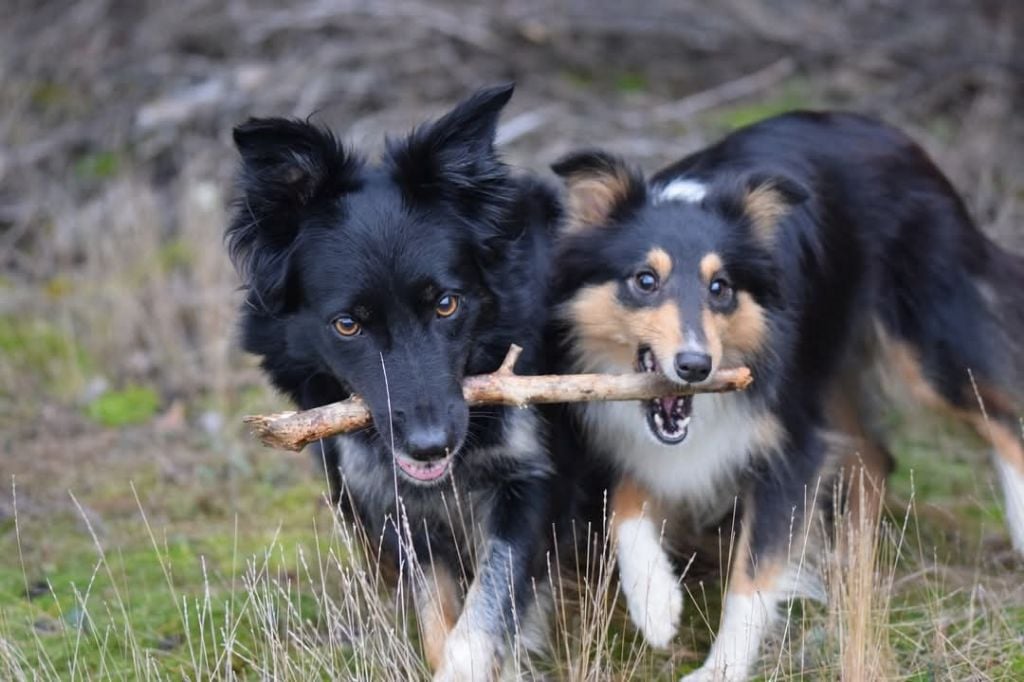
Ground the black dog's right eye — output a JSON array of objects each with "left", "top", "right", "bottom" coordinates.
[
  {"left": 633, "top": 270, "right": 660, "bottom": 293},
  {"left": 332, "top": 316, "right": 361, "bottom": 337}
]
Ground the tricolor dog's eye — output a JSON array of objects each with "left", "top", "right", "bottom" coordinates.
[
  {"left": 332, "top": 315, "right": 361, "bottom": 337},
  {"left": 708, "top": 277, "right": 734, "bottom": 306},
  {"left": 633, "top": 270, "right": 660, "bottom": 294},
  {"left": 436, "top": 293, "right": 460, "bottom": 318}
]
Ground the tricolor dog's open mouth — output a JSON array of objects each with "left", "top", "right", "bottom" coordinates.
[
  {"left": 636, "top": 346, "right": 693, "bottom": 445},
  {"left": 395, "top": 452, "right": 453, "bottom": 484}
]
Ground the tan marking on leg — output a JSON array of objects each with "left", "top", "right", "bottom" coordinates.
[
  {"left": 877, "top": 335, "right": 949, "bottom": 410},
  {"left": 611, "top": 474, "right": 655, "bottom": 526},
  {"left": 879, "top": 332, "right": 1024, "bottom": 476},
  {"left": 646, "top": 247, "right": 673, "bottom": 281},
  {"left": 726, "top": 508, "right": 784, "bottom": 597},
  {"left": 878, "top": 329, "right": 1024, "bottom": 550},
  {"left": 699, "top": 252, "right": 723, "bottom": 284},
  {"left": 827, "top": 387, "right": 890, "bottom": 524},
  {"left": 691, "top": 508, "right": 787, "bottom": 680},
  {"left": 417, "top": 564, "right": 461, "bottom": 672},
  {"left": 970, "top": 416, "right": 1024, "bottom": 477},
  {"left": 611, "top": 475, "right": 682, "bottom": 648}
]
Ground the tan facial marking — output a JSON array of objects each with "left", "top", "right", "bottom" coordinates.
[
  {"left": 701, "top": 308, "right": 725, "bottom": 370},
  {"left": 703, "top": 291, "right": 768, "bottom": 369},
  {"left": 744, "top": 184, "right": 790, "bottom": 243},
  {"left": 567, "top": 282, "right": 683, "bottom": 371},
  {"left": 700, "top": 252, "right": 723, "bottom": 284},
  {"left": 646, "top": 247, "right": 673, "bottom": 280},
  {"left": 563, "top": 168, "right": 635, "bottom": 233},
  {"left": 727, "top": 293, "right": 767, "bottom": 356}
]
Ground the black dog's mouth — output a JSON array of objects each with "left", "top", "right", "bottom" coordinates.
[
  {"left": 394, "top": 451, "right": 454, "bottom": 485},
  {"left": 636, "top": 346, "right": 693, "bottom": 445}
]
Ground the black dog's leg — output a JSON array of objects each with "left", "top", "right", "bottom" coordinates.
[
  {"left": 435, "top": 471, "right": 551, "bottom": 682},
  {"left": 684, "top": 427, "right": 829, "bottom": 682}
]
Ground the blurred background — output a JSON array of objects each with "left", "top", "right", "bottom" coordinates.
[{"left": 2, "top": 0, "right": 1023, "bottom": 677}]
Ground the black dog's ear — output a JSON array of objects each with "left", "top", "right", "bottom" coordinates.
[
  {"left": 232, "top": 117, "right": 356, "bottom": 211},
  {"left": 388, "top": 84, "right": 514, "bottom": 207},
  {"left": 710, "top": 170, "right": 809, "bottom": 245},
  {"left": 416, "top": 82, "right": 514, "bottom": 158},
  {"left": 551, "top": 150, "right": 646, "bottom": 233},
  {"left": 228, "top": 118, "right": 359, "bottom": 313}
]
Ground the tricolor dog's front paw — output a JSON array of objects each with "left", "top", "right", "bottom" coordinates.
[
  {"left": 616, "top": 517, "right": 683, "bottom": 648},
  {"left": 680, "top": 662, "right": 744, "bottom": 682},
  {"left": 434, "top": 627, "right": 498, "bottom": 682}
]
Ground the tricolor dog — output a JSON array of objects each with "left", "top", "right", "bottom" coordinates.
[{"left": 548, "top": 111, "right": 1024, "bottom": 680}]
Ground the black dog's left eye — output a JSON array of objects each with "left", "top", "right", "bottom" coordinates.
[
  {"left": 709, "top": 278, "right": 734, "bottom": 303},
  {"left": 436, "top": 294, "right": 460, "bottom": 318}
]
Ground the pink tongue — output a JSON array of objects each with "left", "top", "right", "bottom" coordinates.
[{"left": 660, "top": 396, "right": 676, "bottom": 414}]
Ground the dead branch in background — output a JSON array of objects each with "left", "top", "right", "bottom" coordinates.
[{"left": 244, "top": 344, "right": 753, "bottom": 451}]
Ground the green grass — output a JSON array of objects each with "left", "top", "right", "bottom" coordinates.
[
  {"left": 710, "top": 81, "right": 812, "bottom": 130},
  {"left": 73, "top": 151, "right": 121, "bottom": 183},
  {"left": 0, "top": 315, "right": 94, "bottom": 399},
  {"left": 85, "top": 386, "right": 161, "bottom": 427}
]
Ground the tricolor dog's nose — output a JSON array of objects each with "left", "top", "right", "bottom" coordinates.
[{"left": 675, "top": 351, "right": 712, "bottom": 383}]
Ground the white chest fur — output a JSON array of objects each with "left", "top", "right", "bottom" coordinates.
[{"left": 581, "top": 393, "right": 761, "bottom": 508}]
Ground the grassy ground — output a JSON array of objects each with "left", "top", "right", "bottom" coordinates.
[
  {"left": 3, "top": 411, "right": 1023, "bottom": 679},
  {"left": 3, "top": 1, "right": 1023, "bottom": 679}
]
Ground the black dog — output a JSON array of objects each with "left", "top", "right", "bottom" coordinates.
[
  {"left": 226, "top": 85, "right": 565, "bottom": 680},
  {"left": 548, "top": 111, "right": 1024, "bottom": 680}
]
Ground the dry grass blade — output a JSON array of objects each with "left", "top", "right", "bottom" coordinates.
[{"left": 243, "top": 344, "right": 753, "bottom": 450}]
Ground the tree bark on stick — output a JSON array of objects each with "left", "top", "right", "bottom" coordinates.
[{"left": 244, "top": 344, "right": 753, "bottom": 451}]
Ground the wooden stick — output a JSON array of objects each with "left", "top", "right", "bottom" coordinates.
[{"left": 244, "top": 344, "right": 753, "bottom": 451}]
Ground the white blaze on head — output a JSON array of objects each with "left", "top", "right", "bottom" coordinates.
[{"left": 656, "top": 178, "right": 707, "bottom": 204}]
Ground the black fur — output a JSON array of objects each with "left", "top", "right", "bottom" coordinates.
[{"left": 226, "top": 85, "right": 568, "bottom": 673}]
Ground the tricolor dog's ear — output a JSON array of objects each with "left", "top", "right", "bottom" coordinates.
[
  {"left": 712, "top": 171, "right": 808, "bottom": 244},
  {"left": 708, "top": 169, "right": 802, "bottom": 244},
  {"left": 743, "top": 172, "right": 808, "bottom": 241},
  {"left": 551, "top": 150, "right": 646, "bottom": 233}
]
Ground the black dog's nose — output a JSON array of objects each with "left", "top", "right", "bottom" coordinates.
[
  {"left": 405, "top": 427, "right": 450, "bottom": 461},
  {"left": 675, "top": 351, "right": 712, "bottom": 383}
]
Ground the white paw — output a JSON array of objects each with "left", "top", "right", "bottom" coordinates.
[
  {"left": 625, "top": 560, "right": 683, "bottom": 648},
  {"left": 434, "top": 627, "right": 497, "bottom": 682},
  {"left": 616, "top": 518, "right": 683, "bottom": 648}
]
